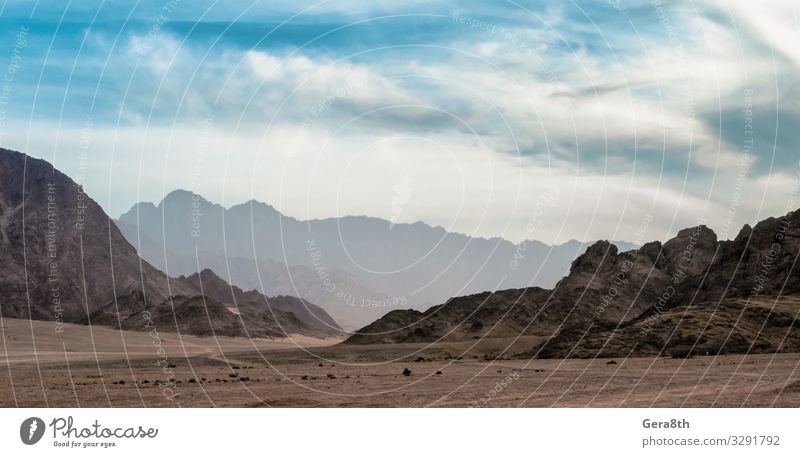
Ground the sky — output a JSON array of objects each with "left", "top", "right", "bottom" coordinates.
[{"left": 0, "top": 0, "right": 798, "bottom": 244}]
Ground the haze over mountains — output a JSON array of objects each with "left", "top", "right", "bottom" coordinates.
[
  {"left": 0, "top": 148, "right": 341, "bottom": 339},
  {"left": 116, "top": 190, "right": 636, "bottom": 329}
]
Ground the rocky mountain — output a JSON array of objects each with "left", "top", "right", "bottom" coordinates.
[
  {"left": 116, "top": 189, "right": 636, "bottom": 329},
  {"left": 346, "top": 209, "right": 800, "bottom": 358},
  {"left": 174, "top": 268, "right": 342, "bottom": 336},
  {"left": 80, "top": 289, "right": 156, "bottom": 328},
  {"left": 83, "top": 290, "right": 325, "bottom": 339},
  {"left": 0, "top": 148, "right": 341, "bottom": 339},
  {"left": 345, "top": 287, "right": 557, "bottom": 344},
  {"left": 531, "top": 295, "right": 800, "bottom": 358},
  {"left": 0, "top": 148, "right": 194, "bottom": 322}
]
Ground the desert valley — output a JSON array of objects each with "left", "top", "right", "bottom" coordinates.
[{"left": 2, "top": 147, "right": 800, "bottom": 407}]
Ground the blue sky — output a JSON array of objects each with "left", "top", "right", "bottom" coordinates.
[{"left": 1, "top": 0, "right": 798, "bottom": 243}]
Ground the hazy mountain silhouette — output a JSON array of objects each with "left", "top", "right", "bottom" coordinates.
[{"left": 117, "top": 189, "right": 637, "bottom": 329}]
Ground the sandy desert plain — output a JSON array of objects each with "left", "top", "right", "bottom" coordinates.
[{"left": 1, "top": 318, "right": 799, "bottom": 408}]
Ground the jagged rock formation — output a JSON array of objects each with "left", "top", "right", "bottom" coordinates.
[
  {"left": 531, "top": 296, "right": 800, "bottom": 358},
  {"left": 531, "top": 211, "right": 800, "bottom": 358},
  {"left": 346, "top": 210, "right": 800, "bottom": 358}
]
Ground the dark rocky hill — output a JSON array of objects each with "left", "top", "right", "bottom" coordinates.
[
  {"left": 84, "top": 291, "right": 315, "bottom": 339},
  {"left": 0, "top": 148, "right": 195, "bottom": 322},
  {"left": 346, "top": 209, "right": 800, "bottom": 358},
  {"left": 175, "top": 268, "right": 343, "bottom": 336}
]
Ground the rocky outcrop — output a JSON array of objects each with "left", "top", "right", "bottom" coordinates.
[
  {"left": 176, "top": 268, "right": 343, "bottom": 336},
  {"left": 531, "top": 296, "right": 800, "bottom": 358},
  {"left": 0, "top": 148, "right": 195, "bottom": 322},
  {"left": 345, "top": 210, "right": 800, "bottom": 354},
  {"left": 84, "top": 291, "right": 319, "bottom": 339},
  {"left": 530, "top": 211, "right": 800, "bottom": 358}
]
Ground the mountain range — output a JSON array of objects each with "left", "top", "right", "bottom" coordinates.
[
  {"left": 115, "top": 189, "right": 636, "bottom": 329},
  {"left": 0, "top": 148, "right": 341, "bottom": 338},
  {"left": 7, "top": 145, "right": 797, "bottom": 360}
]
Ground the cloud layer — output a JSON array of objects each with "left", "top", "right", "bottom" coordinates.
[{"left": 0, "top": 0, "right": 798, "bottom": 243}]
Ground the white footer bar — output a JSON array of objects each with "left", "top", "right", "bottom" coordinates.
[{"left": 1, "top": 408, "right": 795, "bottom": 456}]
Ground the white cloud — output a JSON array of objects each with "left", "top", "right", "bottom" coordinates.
[{"left": 9, "top": 2, "right": 800, "bottom": 245}]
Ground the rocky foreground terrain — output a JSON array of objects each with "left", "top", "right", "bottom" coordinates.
[
  {"left": 0, "top": 148, "right": 341, "bottom": 338},
  {"left": 347, "top": 210, "right": 800, "bottom": 359}
]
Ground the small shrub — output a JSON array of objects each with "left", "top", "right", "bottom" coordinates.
[{"left": 402, "top": 368, "right": 412, "bottom": 376}]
